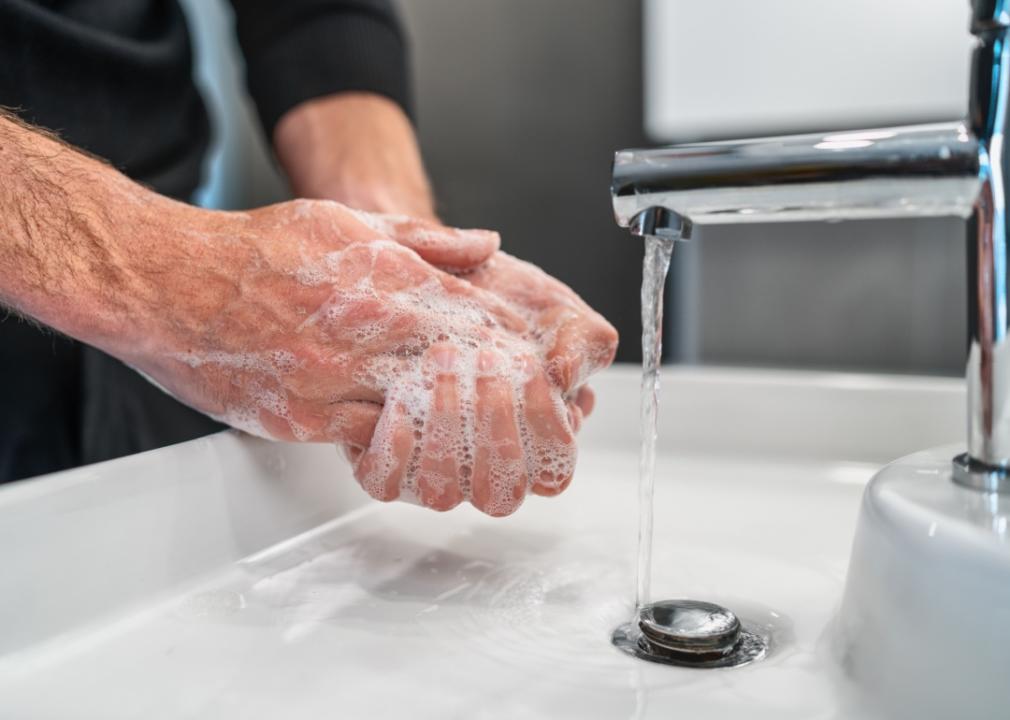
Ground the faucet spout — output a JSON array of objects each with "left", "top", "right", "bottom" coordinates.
[{"left": 612, "top": 122, "right": 981, "bottom": 229}]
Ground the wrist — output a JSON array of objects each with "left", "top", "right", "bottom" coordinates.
[
  {"left": 0, "top": 112, "right": 256, "bottom": 384},
  {"left": 99, "top": 199, "right": 252, "bottom": 365}
]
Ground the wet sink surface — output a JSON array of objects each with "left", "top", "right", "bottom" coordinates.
[
  {"left": 0, "top": 367, "right": 964, "bottom": 718},
  {"left": 1, "top": 453, "right": 872, "bottom": 719}
]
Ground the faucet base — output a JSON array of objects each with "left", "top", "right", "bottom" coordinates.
[{"left": 951, "top": 452, "right": 1010, "bottom": 493}]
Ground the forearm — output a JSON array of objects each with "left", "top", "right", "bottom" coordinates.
[
  {"left": 274, "top": 93, "right": 436, "bottom": 220},
  {"left": 0, "top": 112, "right": 218, "bottom": 358}
]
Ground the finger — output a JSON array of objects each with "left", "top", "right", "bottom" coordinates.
[
  {"left": 363, "top": 240, "right": 527, "bottom": 340},
  {"left": 281, "top": 390, "right": 382, "bottom": 446},
  {"left": 253, "top": 386, "right": 301, "bottom": 441},
  {"left": 518, "top": 356, "right": 577, "bottom": 497},
  {"left": 416, "top": 345, "right": 465, "bottom": 512},
  {"left": 287, "top": 351, "right": 385, "bottom": 407},
  {"left": 471, "top": 350, "right": 527, "bottom": 517},
  {"left": 353, "top": 400, "right": 418, "bottom": 503},
  {"left": 546, "top": 310, "right": 619, "bottom": 393},
  {"left": 436, "top": 273, "right": 528, "bottom": 335},
  {"left": 340, "top": 204, "right": 499, "bottom": 271},
  {"left": 374, "top": 213, "right": 501, "bottom": 271},
  {"left": 462, "top": 251, "right": 619, "bottom": 389},
  {"left": 257, "top": 407, "right": 298, "bottom": 441},
  {"left": 566, "top": 400, "right": 584, "bottom": 434},
  {"left": 343, "top": 445, "right": 365, "bottom": 464},
  {"left": 325, "top": 400, "right": 382, "bottom": 447},
  {"left": 574, "top": 385, "right": 595, "bottom": 418}
]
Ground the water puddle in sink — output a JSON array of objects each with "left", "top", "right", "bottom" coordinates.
[{"left": 180, "top": 506, "right": 796, "bottom": 693}]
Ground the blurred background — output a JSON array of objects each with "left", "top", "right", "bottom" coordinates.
[{"left": 179, "top": 0, "right": 972, "bottom": 374}]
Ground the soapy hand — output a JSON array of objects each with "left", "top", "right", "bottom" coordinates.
[
  {"left": 466, "top": 251, "right": 617, "bottom": 435},
  {"left": 128, "top": 199, "right": 616, "bottom": 516}
]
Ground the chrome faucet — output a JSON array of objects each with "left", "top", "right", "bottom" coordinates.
[{"left": 612, "top": 0, "right": 1010, "bottom": 492}]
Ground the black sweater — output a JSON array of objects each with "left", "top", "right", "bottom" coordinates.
[{"left": 0, "top": 0, "right": 411, "bottom": 197}]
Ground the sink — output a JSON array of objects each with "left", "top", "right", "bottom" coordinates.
[
  {"left": 0, "top": 366, "right": 965, "bottom": 718},
  {"left": 837, "top": 444, "right": 1010, "bottom": 718}
]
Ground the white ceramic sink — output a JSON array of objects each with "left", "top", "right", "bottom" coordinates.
[
  {"left": 0, "top": 366, "right": 966, "bottom": 719},
  {"left": 837, "top": 444, "right": 1010, "bottom": 718}
]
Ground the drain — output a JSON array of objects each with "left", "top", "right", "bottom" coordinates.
[{"left": 612, "top": 599, "right": 768, "bottom": 668}]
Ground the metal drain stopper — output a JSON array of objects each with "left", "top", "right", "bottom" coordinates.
[
  {"left": 612, "top": 598, "right": 768, "bottom": 668},
  {"left": 638, "top": 600, "right": 740, "bottom": 657}
]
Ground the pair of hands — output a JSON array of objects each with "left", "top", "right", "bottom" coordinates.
[{"left": 135, "top": 95, "right": 617, "bottom": 516}]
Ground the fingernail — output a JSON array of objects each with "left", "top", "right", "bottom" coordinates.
[
  {"left": 519, "top": 355, "right": 539, "bottom": 380},
  {"left": 478, "top": 350, "right": 500, "bottom": 373},
  {"left": 432, "top": 346, "right": 456, "bottom": 371}
]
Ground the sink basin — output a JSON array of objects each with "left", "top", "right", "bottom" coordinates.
[{"left": 0, "top": 366, "right": 965, "bottom": 718}]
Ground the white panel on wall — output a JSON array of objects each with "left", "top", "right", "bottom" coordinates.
[{"left": 644, "top": 0, "right": 973, "bottom": 142}]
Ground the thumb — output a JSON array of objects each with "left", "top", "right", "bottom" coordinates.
[{"left": 391, "top": 216, "right": 500, "bottom": 271}]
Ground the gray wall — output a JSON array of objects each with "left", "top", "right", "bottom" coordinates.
[
  {"left": 693, "top": 220, "right": 965, "bottom": 375},
  {"left": 185, "top": 0, "right": 967, "bottom": 375}
]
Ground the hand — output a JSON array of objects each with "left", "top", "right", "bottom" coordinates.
[
  {"left": 355, "top": 251, "right": 619, "bottom": 510},
  {"left": 123, "top": 199, "right": 595, "bottom": 516},
  {"left": 274, "top": 93, "right": 437, "bottom": 220},
  {"left": 466, "top": 252, "right": 618, "bottom": 437}
]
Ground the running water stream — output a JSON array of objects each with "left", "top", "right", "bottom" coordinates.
[
  {"left": 636, "top": 234, "right": 676, "bottom": 609},
  {"left": 614, "top": 231, "right": 770, "bottom": 669}
]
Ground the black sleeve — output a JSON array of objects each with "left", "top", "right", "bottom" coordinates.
[{"left": 228, "top": 0, "right": 412, "bottom": 137}]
